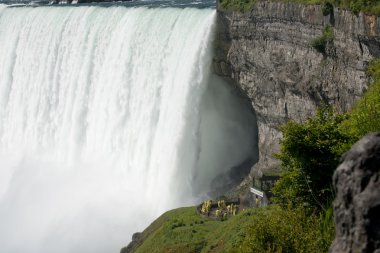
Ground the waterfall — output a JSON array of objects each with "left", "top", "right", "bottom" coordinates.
[{"left": 0, "top": 4, "right": 257, "bottom": 252}]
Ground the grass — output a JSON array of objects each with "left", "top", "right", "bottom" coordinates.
[
  {"left": 132, "top": 207, "right": 219, "bottom": 253},
  {"left": 130, "top": 205, "right": 334, "bottom": 253}
]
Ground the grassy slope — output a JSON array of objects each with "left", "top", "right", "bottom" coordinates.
[
  {"left": 131, "top": 206, "right": 333, "bottom": 253},
  {"left": 134, "top": 207, "right": 218, "bottom": 253},
  {"left": 132, "top": 206, "right": 247, "bottom": 253}
]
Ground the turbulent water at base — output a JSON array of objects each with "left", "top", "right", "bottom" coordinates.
[{"left": 0, "top": 4, "right": 256, "bottom": 253}]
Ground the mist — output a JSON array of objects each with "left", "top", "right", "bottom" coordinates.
[{"left": 0, "top": 4, "right": 257, "bottom": 252}]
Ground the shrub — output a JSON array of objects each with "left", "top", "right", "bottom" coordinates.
[
  {"left": 273, "top": 59, "right": 380, "bottom": 212},
  {"left": 240, "top": 205, "right": 334, "bottom": 253},
  {"left": 273, "top": 106, "right": 352, "bottom": 210},
  {"left": 311, "top": 25, "right": 334, "bottom": 54}
]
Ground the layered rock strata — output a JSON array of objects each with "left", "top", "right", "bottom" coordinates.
[{"left": 214, "top": 2, "right": 380, "bottom": 175}]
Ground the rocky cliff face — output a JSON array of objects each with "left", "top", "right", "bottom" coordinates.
[
  {"left": 331, "top": 132, "right": 380, "bottom": 253},
  {"left": 214, "top": 2, "right": 380, "bottom": 175}
]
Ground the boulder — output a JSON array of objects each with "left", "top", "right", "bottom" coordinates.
[{"left": 331, "top": 132, "right": 380, "bottom": 253}]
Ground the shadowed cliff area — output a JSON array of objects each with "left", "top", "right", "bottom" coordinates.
[{"left": 213, "top": 1, "right": 380, "bottom": 184}]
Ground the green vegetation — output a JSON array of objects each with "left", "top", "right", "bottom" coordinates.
[
  {"left": 304, "top": 0, "right": 380, "bottom": 15},
  {"left": 218, "top": 0, "right": 380, "bottom": 15},
  {"left": 330, "top": 0, "right": 380, "bottom": 15},
  {"left": 311, "top": 25, "right": 334, "bottom": 54},
  {"left": 273, "top": 107, "right": 351, "bottom": 210},
  {"left": 132, "top": 205, "right": 333, "bottom": 253},
  {"left": 240, "top": 206, "right": 334, "bottom": 252},
  {"left": 131, "top": 207, "right": 214, "bottom": 253},
  {"left": 133, "top": 60, "right": 380, "bottom": 253},
  {"left": 218, "top": 0, "right": 256, "bottom": 12},
  {"left": 273, "top": 59, "right": 380, "bottom": 211},
  {"left": 266, "top": 58, "right": 380, "bottom": 252},
  {"left": 341, "top": 59, "right": 380, "bottom": 139}
]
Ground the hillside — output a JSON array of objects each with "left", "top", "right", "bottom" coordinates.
[{"left": 121, "top": 206, "right": 333, "bottom": 253}]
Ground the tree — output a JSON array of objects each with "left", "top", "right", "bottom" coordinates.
[{"left": 273, "top": 107, "right": 352, "bottom": 210}]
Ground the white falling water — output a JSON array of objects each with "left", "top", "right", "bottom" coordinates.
[{"left": 0, "top": 4, "right": 256, "bottom": 253}]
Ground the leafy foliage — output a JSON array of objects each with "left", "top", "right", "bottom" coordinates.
[
  {"left": 240, "top": 206, "right": 334, "bottom": 253},
  {"left": 273, "top": 59, "right": 380, "bottom": 211},
  {"left": 341, "top": 59, "right": 380, "bottom": 139},
  {"left": 273, "top": 107, "right": 352, "bottom": 210},
  {"left": 311, "top": 25, "right": 334, "bottom": 54}
]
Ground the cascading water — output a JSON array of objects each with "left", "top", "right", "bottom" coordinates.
[{"left": 0, "top": 3, "right": 257, "bottom": 252}]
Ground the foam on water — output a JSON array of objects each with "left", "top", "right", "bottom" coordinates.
[{"left": 0, "top": 5, "right": 256, "bottom": 252}]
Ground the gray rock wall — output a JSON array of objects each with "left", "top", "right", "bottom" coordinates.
[
  {"left": 331, "top": 132, "right": 380, "bottom": 253},
  {"left": 215, "top": 2, "right": 380, "bottom": 175}
]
